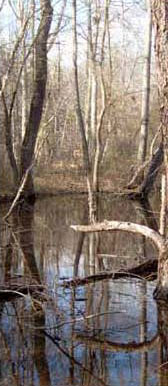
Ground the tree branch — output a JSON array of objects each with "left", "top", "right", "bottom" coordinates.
[{"left": 71, "top": 220, "right": 164, "bottom": 251}]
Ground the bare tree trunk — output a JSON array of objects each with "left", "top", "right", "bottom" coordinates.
[
  {"left": 126, "top": 0, "right": 153, "bottom": 191},
  {"left": 0, "top": 17, "right": 30, "bottom": 186},
  {"left": 20, "top": 0, "right": 53, "bottom": 197},
  {"left": 106, "top": 1, "right": 112, "bottom": 89},
  {"left": 19, "top": 2, "right": 28, "bottom": 141},
  {"left": 31, "top": 0, "right": 36, "bottom": 82},
  {"left": 90, "top": 64, "right": 97, "bottom": 158},
  {"left": 157, "top": 303, "right": 168, "bottom": 382},
  {"left": 92, "top": 66, "right": 106, "bottom": 192},
  {"left": 72, "top": 0, "right": 97, "bottom": 223},
  {"left": 139, "top": 141, "right": 163, "bottom": 197},
  {"left": 137, "top": 0, "right": 152, "bottom": 165},
  {"left": 85, "top": 0, "right": 92, "bottom": 144},
  {"left": 1, "top": 92, "right": 19, "bottom": 185},
  {"left": 150, "top": 0, "right": 168, "bottom": 298},
  {"left": 72, "top": 0, "right": 90, "bottom": 174},
  {"left": 92, "top": 0, "right": 107, "bottom": 192}
]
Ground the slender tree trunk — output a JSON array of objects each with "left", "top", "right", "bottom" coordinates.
[
  {"left": 127, "top": 0, "right": 152, "bottom": 191},
  {"left": 72, "top": 0, "right": 97, "bottom": 223},
  {"left": 20, "top": 5, "right": 28, "bottom": 141},
  {"left": 137, "top": 0, "right": 152, "bottom": 165},
  {"left": 92, "top": 66, "right": 106, "bottom": 192},
  {"left": 106, "top": 1, "right": 112, "bottom": 90},
  {"left": 31, "top": 0, "right": 36, "bottom": 82},
  {"left": 139, "top": 141, "right": 163, "bottom": 197},
  {"left": 157, "top": 303, "right": 168, "bottom": 381},
  {"left": 1, "top": 92, "right": 19, "bottom": 185},
  {"left": 85, "top": 0, "right": 92, "bottom": 144},
  {"left": 20, "top": 0, "right": 53, "bottom": 197},
  {"left": 90, "top": 60, "right": 97, "bottom": 159},
  {"left": 72, "top": 0, "right": 90, "bottom": 174},
  {"left": 92, "top": 0, "right": 107, "bottom": 192}
]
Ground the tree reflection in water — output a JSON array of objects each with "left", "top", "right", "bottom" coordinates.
[
  {"left": 0, "top": 203, "right": 51, "bottom": 385},
  {"left": 0, "top": 195, "right": 168, "bottom": 385}
]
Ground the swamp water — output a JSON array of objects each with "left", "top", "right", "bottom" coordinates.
[{"left": 0, "top": 194, "right": 167, "bottom": 386}]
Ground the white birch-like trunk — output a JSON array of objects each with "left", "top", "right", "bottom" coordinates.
[
  {"left": 21, "top": 39, "right": 28, "bottom": 140},
  {"left": 137, "top": 0, "right": 152, "bottom": 164},
  {"left": 17, "top": 0, "right": 28, "bottom": 141},
  {"left": 90, "top": 67, "right": 97, "bottom": 144},
  {"left": 85, "top": 0, "right": 92, "bottom": 143},
  {"left": 31, "top": 0, "right": 36, "bottom": 82}
]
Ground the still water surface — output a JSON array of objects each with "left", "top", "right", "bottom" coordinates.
[{"left": 0, "top": 194, "right": 167, "bottom": 386}]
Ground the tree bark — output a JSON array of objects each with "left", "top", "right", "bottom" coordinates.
[
  {"left": 150, "top": 0, "right": 168, "bottom": 298},
  {"left": 137, "top": 0, "right": 152, "bottom": 165},
  {"left": 1, "top": 92, "right": 19, "bottom": 185},
  {"left": 72, "top": 0, "right": 98, "bottom": 223},
  {"left": 72, "top": 0, "right": 90, "bottom": 174},
  {"left": 139, "top": 141, "right": 163, "bottom": 197},
  {"left": 71, "top": 219, "right": 168, "bottom": 299},
  {"left": 20, "top": 0, "right": 53, "bottom": 197},
  {"left": 71, "top": 220, "right": 164, "bottom": 251}
]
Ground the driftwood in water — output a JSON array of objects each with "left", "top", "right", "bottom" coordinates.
[
  {"left": 0, "top": 279, "right": 44, "bottom": 302},
  {"left": 62, "top": 258, "right": 158, "bottom": 288},
  {"left": 71, "top": 221, "right": 164, "bottom": 251},
  {"left": 70, "top": 220, "right": 168, "bottom": 297}
]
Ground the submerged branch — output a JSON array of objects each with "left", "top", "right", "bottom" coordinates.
[
  {"left": 0, "top": 281, "right": 44, "bottom": 302},
  {"left": 62, "top": 258, "right": 158, "bottom": 288}
]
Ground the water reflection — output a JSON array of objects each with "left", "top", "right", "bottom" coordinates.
[{"left": 0, "top": 194, "right": 167, "bottom": 385}]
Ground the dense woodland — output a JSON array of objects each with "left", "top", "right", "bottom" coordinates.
[
  {"left": 0, "top": 0, "right": 159, "bottom": 194},
  {"left": 1, "top": 0, "right": 168, "bottom": 299},
  {"left": 2, "top": 2, "right": 168, "bottom": 384}
]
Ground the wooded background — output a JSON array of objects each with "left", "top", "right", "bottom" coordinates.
[{"left": 0, "top": 0, "right": 160, "bottom": 195}]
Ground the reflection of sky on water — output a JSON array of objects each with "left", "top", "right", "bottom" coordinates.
[
  {"left": 0, "top": 195, "right": 161, "bottom": 385},
  {"left": 45, "top": 278, "right": 158, "bottom": 386}
]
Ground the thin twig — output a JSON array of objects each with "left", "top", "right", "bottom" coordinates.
[{"left": 3, "top": 164, "right": 33, "bottom": 221}]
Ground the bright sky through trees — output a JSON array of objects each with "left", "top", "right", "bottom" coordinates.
[{"left": 0, "top": 0, "right": 147, "bottom": 67}]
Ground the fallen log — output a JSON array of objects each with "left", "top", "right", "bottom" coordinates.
[
  {"left": 0, "top": 281, "right": 44, "bottom": 302},
  {"left": 71, "top": 220, "right": 164, "bottom": 251},
  {"left": 62, "top": 258, "right": 158, "bottom": 288}
]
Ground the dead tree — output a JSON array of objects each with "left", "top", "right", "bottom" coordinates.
[{"left": 70, "top": 217, "right": 167, "bottom": 300}]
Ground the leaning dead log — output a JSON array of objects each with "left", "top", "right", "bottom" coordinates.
[
  {"left": 71, "top": 220, "right": 168, "bottom": 299},
  {"left": 0, "top": 281, "right": 45, "bottom": 302},
  {"left": 62, "top": 259, "right": 158, "bottom": 288},
  {"left": 71, "top": 221, "right": 164, "bottom": 251}
]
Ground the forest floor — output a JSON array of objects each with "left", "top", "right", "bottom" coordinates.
[
  {"left": 0, "top": 167, "right": 126, "bottom": 199},
  {"left": 0, "top": 160, "right": 136, "bottom": 202},
  {"left": 35, "top": 172, "right": 120, "bottom": 194}
]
